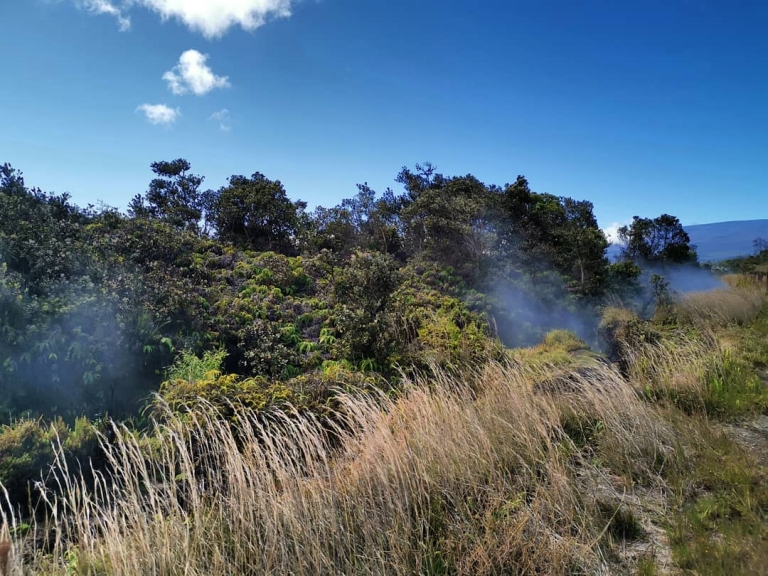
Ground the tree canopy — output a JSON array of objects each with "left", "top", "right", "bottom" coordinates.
[
  {"left": 617, "top": 214, "right": 698, "bottom": 264},
  {"left": 208, "top": 172, "right": 307, "bottom": 254},
  {"left": 0, "top": 157, "right": 697, "bottom": 424},
  {"left": 129, "top": 159, "right": 207, "bottom": 232}
]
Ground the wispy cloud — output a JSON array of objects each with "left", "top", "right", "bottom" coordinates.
[
  {"left": 136, "top": 103, "right": 181, "bottom": 125},
  {"left": 163, "top": 50, "right": 230, "bottom": 96},
  {"left": 209, "top": 108, "right": 232, "bottom": 132},
  {"left": 74, "top": 0, "right": 296, "bottom": 38},
  {"left": 603, "top": 220, "right": 630, "bottom": 245},
  {"left": 78, "top": 0, "right": 130, "bottom": 31}
]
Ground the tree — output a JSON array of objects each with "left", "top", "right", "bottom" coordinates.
[
  {"left": 341, "top": 183, "right": 404, "bottom": 256},
  {"left": 0, "top": 164, "right": 90, "bottom": 286},
  {"left": 557, "top": 198, "right": 609, "bottom": 295},
  {"left": 396, "top": 167, "right": 494, "bottom": 281},
  {"left": 305, "top": 205, "right": 358, "bottom": 256},
  {"left": 1, "top": 163, "right": 26, "bottom": 197},
  {"left": 493, "top": 177, "right": 609, "bottom": 296},
  {"left": 617, "top": 214, "right": 697, "bottom": 264},
  {"left": 209, "top": 172, "right": 307, "bottom": 254},
  {"left": 129, "top": 159, "right": 205, "bottom": 232},
  {"left": 333, "top": 251, "right": 402, "bottom": 362}
]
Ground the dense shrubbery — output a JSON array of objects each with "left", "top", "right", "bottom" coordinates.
[
  {"left": 0, "top": 158, "right": 712, "bottom": 521},
  {"left": 1, "top": 158, "right": 651, "bottom": 426}
]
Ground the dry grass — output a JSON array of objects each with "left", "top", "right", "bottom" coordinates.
[
  {"left": 617, "top": 283, "right": 768, "bottom": 418},
  {"left": 0, "top": 524, "right": 11, "bottom": 576},
  {"left": 674, "top": 285, "right": 764, "bottom": 328},
  {"left": 2, "top": 361, "right": 674, "bottom": 576},
  {"left": 722, "top": 273, "right": 766, "bottom": 290}
]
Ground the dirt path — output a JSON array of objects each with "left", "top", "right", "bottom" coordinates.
[{"left": 724, "top": 414, "right": 768, "bottom": 468}]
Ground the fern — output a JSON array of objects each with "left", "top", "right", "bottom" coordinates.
[
  {"left": 297, "top": 341, "right": 318, "bottom": 354},
  {"left": 319, "top": 328, "right": 337, "bottom": 347}
]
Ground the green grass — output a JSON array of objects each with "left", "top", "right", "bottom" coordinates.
[
  {"left": 725, "top": 300, "right": 768, "bottom": 372},
  {"left": 703, "top": 348, "right": 768, "bottom": 419},
  {"left": 636, "top": 555, "right": 659, "bottom": 576},
  {"left": 595, "top": 499, "right": 644, "bottom": 541},
  {"left": 667, "top": 425, "right": 768, "bottom": 575}
]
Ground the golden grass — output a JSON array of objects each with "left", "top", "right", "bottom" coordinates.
[
  {"left": 674, "top": 286, "right": 764, "bottom": 328},
  {"left": 0, "top": 524, "right": 11, "bottom": 576},
  {"left": 3, "top": 360, "right": 674, "bottom": 575},
  {"left": 722, "top": 273, "right": 766, "bottom": 290}
]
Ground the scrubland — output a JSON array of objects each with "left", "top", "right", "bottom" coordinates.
[{"left": 1, "top": 282, "right": 767, "bottom": 575}]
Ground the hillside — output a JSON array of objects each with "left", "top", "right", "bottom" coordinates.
[
  {"left": 3, "top": 161, "right": 768, "bottom": 575},
  {"left": 686, "top": 220, "right": 768, "bottom": 262}
]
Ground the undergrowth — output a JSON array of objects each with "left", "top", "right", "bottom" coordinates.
[
  {"left": 1, "top": 280, "right": 767, "bottom": 575},
  {"left": 667, "top": 420, "right": 768, "bottom": 575}
]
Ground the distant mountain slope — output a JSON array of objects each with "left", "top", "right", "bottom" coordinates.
[
  {"left": 608, "top": 220, "right": 768, "bottom": 263},
  {"left": 685, "top": 220, "right": 768, "bottom": 262}
]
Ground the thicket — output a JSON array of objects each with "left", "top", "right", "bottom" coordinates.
[{"left": 0, "top": 159, "right": 653, "bottom": 422}]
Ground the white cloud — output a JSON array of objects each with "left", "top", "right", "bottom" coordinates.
[
  {"left": 75, "top": 0, "right": 295, "bottom": 38},
  {"left": 603, "top": 220, "right": 630, "bottom": 245},
  {"left": 136, "top": 103, "right": 181, "bottom": 125},
  {"left": 209, "top": 108, "right": 232, "bottom": 131},
  {"left": 79, "top": 0, "right": 131, "bottom": 31},
  {"left": 163, "top": 50, "right": 230, "bottom": 96},
  {"left": 136, "top": 0, "right": 294, "bottom": 39}
]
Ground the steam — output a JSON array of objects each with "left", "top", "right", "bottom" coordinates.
[
  {"left": 485, "top": 262, "right": 725, "bottom": 351},
  {"left": 640, "top": 264, "right": 724, "bottom": 294},
  {"left": 487, "top": 271, "right": 600, "bottom": 348}
]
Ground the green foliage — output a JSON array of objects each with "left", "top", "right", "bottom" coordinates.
[
  {"left": 414, "top": 310, "right": 496, "bottom": 368},
  {"left": 702, "top": 348, "right": 768, "bottom": 418},
  {"left": 128, "top": 159, "right": 206, "bottom": 232},
  {"left": 648, "top": 273, "right": 674, "bottom": 320},
  {"left": 597, "top": 306, "right": 656, "bottom": 365},
  {"left": 605, "top": 260, "right": 643, "bottom": 301},
  {"left": 721, "top": 244, "right": 768, "bottom": 274},
  {"left": 332, "top": 251, "right": 402, "bottom": 363},
  {"left": 668, "top": 425, "right": 768, "bottom": 575},
  {"left": 542, "top": 329, "right": 589, "bottom": 352},
  {"left": 208, "top": 172, "right": 307, "bottom": 254},
  {"left": 1, "top": 158, "right": 704, "bottom": 428},
  {"left": 617, "top": 214, "right": 698, "bottom": 264},
  {"left": 494, "top": 175, "right": 610, "bottom": 297},
  {"left": 0, "top": 416, "right": 102, "bottom": 506},
  {"left": 399, "top": 172, "right": 494, "bottom": 282},
  {"left": 166, "top": 348, "right": 227, "bottom": 383},
  {"left": 160, "top": 372, "right": 297, "bottom": 416}
]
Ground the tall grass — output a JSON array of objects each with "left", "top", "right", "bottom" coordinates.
[
  {"left": 620, "top": 283, "right": 767, "bottom": 417},
  {"left": 3, "top": 361, "right": 672, "bottom": 575},
  {"left": 674, "top": 285, "right": 764, "bottom": 328}
]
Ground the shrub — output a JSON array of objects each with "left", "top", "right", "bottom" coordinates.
[
  {"left": 542, "top": 329, "right": 588, "bottom": 352},
  {"left": 165, "top": 348, "right": 227, "bottom": 383},
  {"left": 159, "top": 373, "right": 298, "bottom": 419},
  {"left": 0, "top": 417, "right": 101, "bottom": 507}
]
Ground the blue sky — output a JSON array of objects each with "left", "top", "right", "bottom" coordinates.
[{"left": 2, "top": 1, "right": 767, "bottom": 239}]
